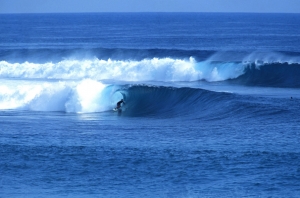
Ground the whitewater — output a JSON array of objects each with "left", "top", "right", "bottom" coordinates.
[
  {"left": 1, "top": 51, "right": 300, "bottom": 113},
  {"left": 1, "top": 13, "right": 300, "bottom": 198}
]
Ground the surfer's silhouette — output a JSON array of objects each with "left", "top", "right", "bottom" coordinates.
[{"left": 116, "top": 99, "right": 125, "bottom": 109}]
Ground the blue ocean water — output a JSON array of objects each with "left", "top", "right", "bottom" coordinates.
[{"left": 0, "top": 13, "right": 300, "bottom": 197}]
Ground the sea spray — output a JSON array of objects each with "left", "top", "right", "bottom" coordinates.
[
  {"left": 65, "top": 79, "right": 113, "bottom": 113},
  {"left": 0, "top": 58, "right": 245, "bottom": 82},
  {"left": 0, "top": 79, "right": 118, "bottom": 113}
]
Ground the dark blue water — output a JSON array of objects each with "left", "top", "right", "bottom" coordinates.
[{"left": 1, "top": 13, "right": 300, "bottom": 197}]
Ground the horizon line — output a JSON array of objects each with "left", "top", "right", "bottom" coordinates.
[{"left": 1, "top": 11, "right": 300, "bottom": 15}]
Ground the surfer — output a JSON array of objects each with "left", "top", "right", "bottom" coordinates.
[{"left": 116, "top": 99, "right": 125, "bottom": 109}]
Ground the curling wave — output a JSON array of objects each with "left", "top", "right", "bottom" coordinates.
[
  {"left": 109, "top": 84, "right": 296, "bottom": 119},
  {"left": 0, "top": 80, "right": 297, "bottom": 120}
]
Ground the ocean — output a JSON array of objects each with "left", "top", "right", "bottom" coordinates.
[{"left": 0, "top": 13, "right": 300, "bottom": 197}]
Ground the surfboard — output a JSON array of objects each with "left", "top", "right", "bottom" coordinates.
[{"left": 113, "top": 107, "right": 121, "bottom": 112}]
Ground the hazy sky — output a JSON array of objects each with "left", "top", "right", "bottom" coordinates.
[{"left": 1, "top": 0, "right": 300, "bottom": 13}]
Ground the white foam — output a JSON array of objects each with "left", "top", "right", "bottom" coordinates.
[
  {"left": 65, "top": 79, "right": 115, "bottom": 113},
  {"left": 0, "top": 57, "right": 250, "bottom": 113},
  {"left": 0, "top": 57, "right": 246, "bottom": 82},
  {"left": 195, "top": 61, "right": 245, "bottom": 81},
  {"left": 0, "top": 79, "right": 118, "bottom": 113}
]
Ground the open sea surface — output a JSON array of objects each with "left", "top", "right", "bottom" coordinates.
[{"left": 0, "top": 13, "right": 300, "bottom": 197}]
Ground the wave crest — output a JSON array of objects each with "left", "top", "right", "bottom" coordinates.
[
  {"left": 0, "top": 58, "right": 245, "bottom": 82},
  {"left": 1, "top": 51, "right": 300, "bottom": 87}
]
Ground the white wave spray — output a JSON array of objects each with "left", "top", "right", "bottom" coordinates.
[
  {"left": 0, "top": 79, "right": 121, "bottom": 113},
  {"left": 0, "top": 57, "right": 246, "bottom": 82}
]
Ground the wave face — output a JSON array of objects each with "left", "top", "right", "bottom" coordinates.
[
  {"left": 117, "top": 85, "right": 232, "bottom": 118},
  {"left": 116, "top": 85, "right": 299, "bottom": 119}
]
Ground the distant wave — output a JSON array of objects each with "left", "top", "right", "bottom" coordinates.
[
  {"left": 1, "top": 49, "right": 300, "bottom": 88},
  {"left": 1, "top": 58, "right": 300, "bottom": 88},
  {"left": 0, "top": 58, "right": 245, "bottom": 82}
]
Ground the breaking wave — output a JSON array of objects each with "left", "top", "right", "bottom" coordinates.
[
  {"left": 0, "top": 49, "right": 300, "bottom": 115},
  {"left": 1, "top": 57, "right": 300, "bottom": 87},
  {"left": 0, "top": 57, "right": 245, "bottom": 82},
  {"left": 0, "top": 81, "right": 296, "bottom": 121}
]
